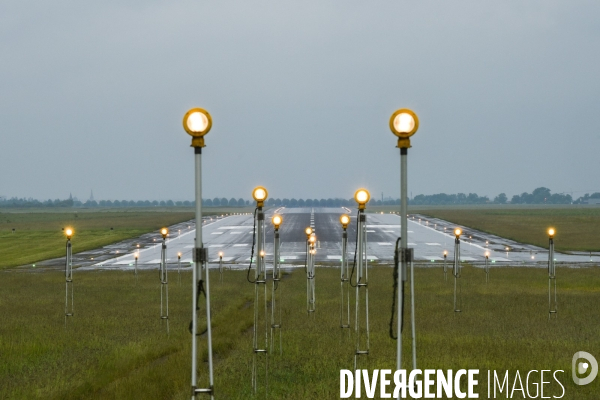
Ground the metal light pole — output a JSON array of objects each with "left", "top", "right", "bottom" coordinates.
[
  {"left": 390, "top": 109, "right": 419, "bottom": 376},
  {"left": 251, "top": 187, "right": 269, "bottom": 394},
  {"left": 484, "top": 251, "right": 490, "bottom": 283},
  {"left": 353, "top": 189, "right": 370, "bottom": 371},
  {"left": 307, "top": 233, "right": 317, "bottom": 314},
  {"left": 134, "top": 253, "right": 138, "bottom": 285},
  {"left": 340, "top": 214, "right": 351, "bottom": 330},
  {"left": 159, "top": 228, "right": 170, "bottom": 334},
  {"left": 443, "top": 250, "right": 448, "bottom": 282},
  {"left": 183, "top": 107, "right": 214, "bottom": 400},
  {"left": 64, "top": 228, "right": 74, "bottom": 326},
  {"left": 218, "top": 252, "right": 223, "bottom": 284},
  {"left": 453, "top": 229, "right": 462, "bottom": 313},
  {"left": 271, "top": 215, "right": 283, "bottom": 355},
  {"left": 178, "top": 252, "right": 182, "bottom": 286},
  {"left": 548, "top": 228, "right": 557, "bottom": 318}
]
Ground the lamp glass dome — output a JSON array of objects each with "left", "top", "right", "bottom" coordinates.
[
  {"left": 161, "top": 228, "right": 168, "bottom": 236},
  {"left": 272, "top": 215, "right": 282, "bottom": 227},
  {"left": 252, "top": 187, "right": 268, "bottom": 202},
  {"left": 65, "top": 228, "right": 73, "bottom": 237},
  {"left": 340, "top": 214, "right": 350, "bottom": 226},
  {"left": 305, "top": 227, "right": 312, "bottom": 236},
  {"left": 355, "top": 189, "right": 370, "bottom": 204},
  {"left": 394, "top": 113, "right": 415, "bottom": 133},
  {"left": 187, "top": 111, "right": 208, "bottom": 133},
  {"left": 548, "top": 228, "right": 555, "bottom": 237},
  {"left": 454, "top": 228, "right": 462, "bottom": 237}
]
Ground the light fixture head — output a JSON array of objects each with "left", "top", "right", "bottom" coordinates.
[
  {"left": 354, "top": 188, "right": 370, "bottom": 210},
  {"left": 309, "top": 234, "right": 316, "bottom": 243},
  {"left": 340, "top": 214, "right": 350, "bottom": 229},
  {"left": 65, "top": 227, "right": 73, "bottom": 239},
  {"left": 252, "top": 186, "right": 268, "bottom": 207},
  {"left": 178, "top": 252, "right": 182, "bottom": 258},
  {"left": 272, "top": 215, "right": 282, "bottom": 229},
  {"left": 548, "top": 228, "right": 555, "bottom": 238},
  {"left": 219, "top": 251, "right": 223, "bottom": 258},
  {"left": 183, "top": 108, "right": 212, "bottom": 147},
  {"left": 454, "top": 228, "right": 462, "bottom": 238},
  {"left": 485, "top": 251, "right": 490, "bottom": 258},
  {"left": 160, "top": 227, "right": 168, "bottom": 238},
  {"left": 260, "top": 250, "right": 265, "bottom": 257},
  {"left": 389, "top": 108, "right": 419, "bottom": 148},
  {"left": 443, "top": 250, "right": 447, "bottom": 256},
  {"left": 305, "top": 227, "right": 312, "bottom": 238}
]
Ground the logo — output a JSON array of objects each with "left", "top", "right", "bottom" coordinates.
[{"left": 572, "top": 351, "right": 598, "bottom": 386}]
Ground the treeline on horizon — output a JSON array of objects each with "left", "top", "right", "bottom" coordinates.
[{"left": 1, "top": 187, "right": 598, "bottom": 209}]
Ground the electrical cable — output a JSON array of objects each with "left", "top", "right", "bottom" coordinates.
[
  {"left": 389, "top": 237, "right": 406, "bottom": 339},
  {"left": 189, "top": 266, "right": 208, "bottom": 336},
  {"left": 349, "top": 210, "right": 360, "bottom": 288},
  {"left": 246, "top": 207, "right": 258, "bottom": 283}
]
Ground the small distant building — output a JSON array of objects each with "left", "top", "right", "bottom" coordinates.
[{"left": 583, "top": 198, "right": 600, "bottom": 205}]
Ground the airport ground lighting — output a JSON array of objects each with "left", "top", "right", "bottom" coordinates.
[
  {"left": 390, "top": 108, "right": 419, "bottom": 377},
  {"left": 161, "top": 227, "right": 168, "bottom": 239},
  {"left": 340, "top": 214, "right": 351, "bottom": 329},
  {"left": 64, "top": 228, "right": 74, "bottom": 325},
  {"left": 305, "top": 227, "right": 312, "bottom": 238},
  {"left": 251, "top": 186, "right": 269, "bottom": 393},
  {"left": 183, "top": 107, "right": 214, "bottom": 400},
  {"left": 160, "top": 228, "right": 170, "bottom": 333},
  {"left": 443, "top": 250, "right": 448, "bottom": 281},
  {"left": 353, "top": 188, "right": 371, "bottom": 370},
  {"left": 271, "top": 215, "right": 283, "bottom": 354},
  {"left": 453, "top": 228, "right": 462, "bottom": 313},
  {"left": 485, "top": 251, "right": 490, "bottom": 283},
  {"left": 548, "top": 228, "right": 557, "bottom": 318}
]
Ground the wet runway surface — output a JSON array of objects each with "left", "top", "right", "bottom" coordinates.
[{"left": 59, "top": 207, "right": 600, "bottom": 271}]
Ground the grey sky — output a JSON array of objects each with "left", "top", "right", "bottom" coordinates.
[{"left": 2, "top": 1, "right": 599, "bottom": 202}]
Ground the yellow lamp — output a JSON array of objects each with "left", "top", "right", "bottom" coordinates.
[
  {"left": 272, "top": 215, "right": 282, "bottom": 230},
  {"left": 160, "top": 228, "right": 168, "bottom": 238},
  {"left": 183, "top": 108, "right": 212, "bottom": 148},
  {"left": 354, "top": 188, "right": 370, "bottom": 210},
  {"left": 454, "top": 228, "right": 462, "bottom": 238},
  {"left": 252, "top": 186, "right": 268, "bottom": 208},
  {"left": 340, "top": 214, "right": 350, "bottom": 229},
  {"left": 548, "top": 228, "right": 555, "bottom": 238},
  {"left": 305, "top": 227, "right": 312, "bottom": 238},
  {"left": 389, "top": 108, "right": 419, "bottom": 148},
  {"left": 65, "top": 227, "right": 74, "bottom": 239}
]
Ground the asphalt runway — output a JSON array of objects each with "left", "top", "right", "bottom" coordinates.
[{"left": 76, "top": 207, "right": 598, "bottom": 271}]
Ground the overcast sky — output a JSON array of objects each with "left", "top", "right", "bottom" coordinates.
[{"left": 2, "top": 1, "right": 599, "bottom": 202}]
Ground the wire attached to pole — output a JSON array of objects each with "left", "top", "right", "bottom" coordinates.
[
  {"left": 246, "top": 207, "right": 258, "bottom": 284},
  {"left": 389, "top": 237, "right": 405, "bottom": 339},
  {"left": 349, "top": 210, "right": 360, "bottom": 288}
]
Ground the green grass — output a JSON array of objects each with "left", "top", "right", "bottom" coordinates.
[
  {"left": 408, "top": 207, "right": 600, "bottom": 252},
  {"left": 1, "top": 266, "right": 599, "bottom": 399},
  {"left": 0, "top": 208, "right": 253, "bottom": 269}
]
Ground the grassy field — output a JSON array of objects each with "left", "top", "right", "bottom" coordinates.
[
  {"left": 369, "top": 206, "right": 600, "bottom": 253},
  {"left": 1, "top": 265, "right": 599, "bottom": 399},
  {"left": 0, "top": 208, "right": 253, "bottom": 269}
]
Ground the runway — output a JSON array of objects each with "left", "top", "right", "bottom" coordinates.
[{"left": 72, "top": 207, "right": 598, "bottom": 271}]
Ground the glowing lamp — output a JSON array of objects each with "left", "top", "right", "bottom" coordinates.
[
  {"left": 389, "top": 108, "right": 419, "bottom": 148},
  {"left": 340, "top": 214, "right": 350, "bottom": 229},
  {"left": 354, "top": 188, "right": 370, "bottom": 210},
  {"left": 160, "top": 228, "right": 168, "bottom": 238},
  {"left": 272, "top": 215, "right": 282, "bottom": 230},
  {"left": 252, "top": 186, "right": 268, "bottom": 207},
  {"left": 65, "top": 228, "right": 73, "bottom": 239},
  {"left": 454, "top": 228, "right": 462, "bottom": 238},
  {"left": 548, "top": 228, "right": 555, "bottom": 238},
  {"left": 183, "top": 108, "right": 212, "bottom": 147}
]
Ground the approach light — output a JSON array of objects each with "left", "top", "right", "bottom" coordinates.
[
  {"left": 65, "top": 228, "right": 73, "bottom": 239},
  {"left": 548, "top": 228, "right": 555, "bottom": 238},
  {"left": 178, "top": 252, "right": 182, "bottom": 259},
  {"left": 443, "top": 250, "right": 448, "bottom": 256},
  {"left": 305, "top": 227, "right": 313, "bottom": 238},
  {"left": 252, "top": 186, "right": 268, "bottom": 208},
  {"left": 485, "top": 251, "right": 489, "bottom": 259},
  {"left": 309, "top": 234, "right": 316, "bottom": 243},
  {"left": 218, "top": 251, "right": 223, "bottom": 258},
  {"left": 272, "top": 215, "right": 282, "bottom": 230},
  {"left": 454, "top": 228, "right": 462, "bottom": 238},
  {"left": 260, "top": 250, "right": 265, "bottom": 257},
  {"left": 340, "top": 214, "right": 350, "bottom": 229},
  {"left": 160, "top": 228, "right": 168, "bottom": 238},
  {"left": 389, "top": 108, "right": 419, "bottom": 148},
  {"left": 183, "top": 108, "right": 212, "bottom": 147},
  {"left": 354, "top": 188, "right": 371, "bottom": 209}
]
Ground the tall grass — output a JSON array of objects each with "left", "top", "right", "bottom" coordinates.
[{"left": 1, "top": 265, "right": 598, "bottom": 399}]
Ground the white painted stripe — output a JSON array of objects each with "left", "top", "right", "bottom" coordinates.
[
  {"left": 377, "top": 242, "right": 393, "bottom": 246},
  {"left": 233, "top": 244, "right": 249, "bottom": 247}
]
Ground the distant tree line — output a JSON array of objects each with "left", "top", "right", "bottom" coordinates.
[{"left": 0, "top": 187, "right": 597, "bottom": 208}]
